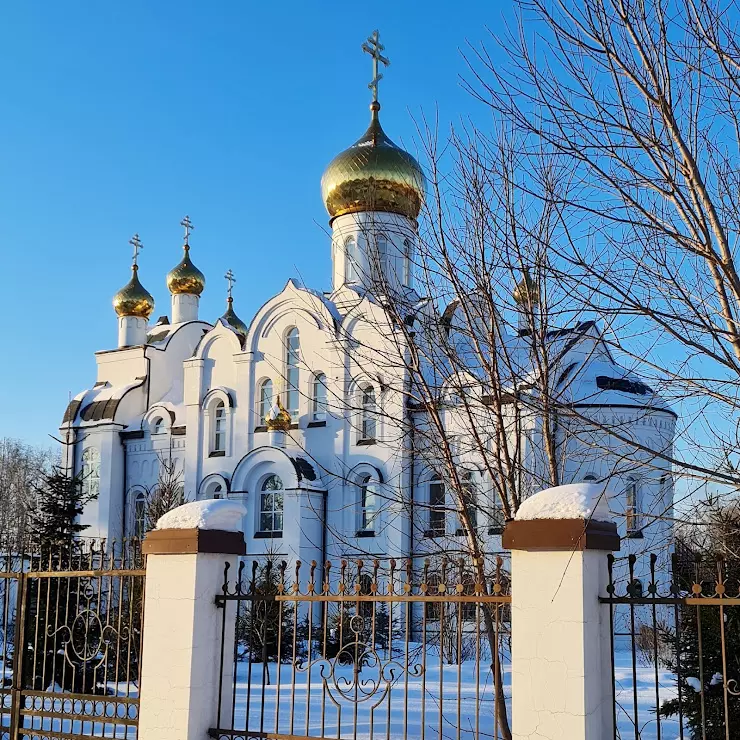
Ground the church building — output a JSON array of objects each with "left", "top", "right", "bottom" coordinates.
[{"left": 59, "top": 33, "right": 676, "bottom": 571}]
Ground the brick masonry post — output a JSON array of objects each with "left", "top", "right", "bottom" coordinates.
[
  {"left": 137, "top": 524, "right": 245, "bottom": 740},
  {"left": 503, "top": 515, "right": 620, "bottom": 740}
]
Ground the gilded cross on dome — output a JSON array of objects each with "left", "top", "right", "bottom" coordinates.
[
  {"left": 362, "top": 30, "right": 389, "bottom": 103},
  {"left": 180, "top": 215, "right": 194, "bottom": 245},
  {"left": 224, "top": 269, "right": 236, "bottom": 299},
  {"left": 129, "top": 234, "right": 143, "bottom": 267}
]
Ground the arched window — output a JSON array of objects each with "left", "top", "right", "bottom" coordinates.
[
  {"left": 360, "top": 385, "right": 377, "bottom": 441},
  {"left": 259, "top": 379, "right": 273, "bottom": 425},
  {"left": 152, "top": 417, "right": 163, "bottom": 435},
  {"left": 285, "top": 328, "right": 300, "bottom": 420},
  {"left": 259, "top": 474, "right": 284, "bottom": 534},
  {"left": 134, "top": 491, "right": 147, "bottom": 539},
  {"left": 345, "top": 236, "right": 359, "bottom": 283},
  {"left": 312, "top": 373, "right": 328, "bottom": 421},
  {"left": 81, "top": 447, "right": 100, "bottom": 500},
  {"left": 373, "top": 234, "right": 388, "bottom": 283},
  {"left": 584, "top": 474, "right": 598, "bottom": 482},
  {"left": 358, "top": 474, "right": 377, "bottom": 534},
  {"left": 428, "top": 479, "right": 445, "bottom": 537},
  {"left": 402, "top": 238, "right": 413, "bottom": 287},
  {"left": 201, "top": 480, "right": 223, "bottom": 500},
  {"left": 213, "top": 400, "right": 226, "bottom": 453},
  {"left": 625, "top": 478, "right": 640, "bottom": 536}
]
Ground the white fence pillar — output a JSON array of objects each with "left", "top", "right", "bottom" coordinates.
[
  {"left": 138, "top": 506, "right": 245, "bottom": 740},
  {"left": 503, "top": 510, "right": 619, "bottom": 740}
]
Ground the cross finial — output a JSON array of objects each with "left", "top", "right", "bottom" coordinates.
[
  {"left": 362, "top": 30, "right": 389, "bottom": 104},
  {"left": 129, "top": 234, "right": 143, "bottom": 268},
  {"left": 224, "top": 269, "right": 236, "bottom": 300},
  {"left": 180, "top": 215, "right": 194, "bottom": 246}
]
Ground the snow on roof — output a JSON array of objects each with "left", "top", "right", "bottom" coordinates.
[
  {"left": 515, "top": 483, "right": 612, "bottom": 523},
  {"left": 155, "top": 500, "right": 247, "bottom": 532}
]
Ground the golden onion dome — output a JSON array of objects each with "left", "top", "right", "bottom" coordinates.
[
  {"left": 513, "top": 269, "right": 540, "bottom": 307},
  {"left": 113, "top": 265, "right": 155, "bottom": 319},
  {"left": 321, "top": 102, "right": 425, "bottom": 222},
  {"left": 221, "top": 297, "right": 248, "bottom": 338},
  {"left": 166, "top": 245, "right": 205, "bottom": 296},
  {"left": 266, "top": 397, "right": 292, "bottom": 432}
]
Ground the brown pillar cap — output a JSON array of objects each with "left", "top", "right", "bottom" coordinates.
[
  {"left": 143, "top": 528, "right": 246, "bottom": 556},
  {"left": 502, "top": 518, "right": 620, "bottom": 552}
]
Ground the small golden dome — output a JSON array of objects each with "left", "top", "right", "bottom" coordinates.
[
  {"left": 167, "top": 245, "right": 205, "bottom": 296},
  {"left": 221, "top": 297, "right": 248, "bottom": 338},
  {"left": 513, "top": 269, "right": 540, "bottom": 307},
  {"left": 266, "top": 397, "right": 291, "bottom": 432},
  {"left": 321, "top": 103, "right": 425, "bottom": 222},
  {"left": 113, "top": 266, "right": 155, "bottom": 319}
]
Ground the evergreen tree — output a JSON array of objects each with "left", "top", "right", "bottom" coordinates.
[
  {"left": 660, "top": 503, "right": 740, "bottom": 738},
  {"left": 23, "top": 468, "right": 98, "bottom": 690}
]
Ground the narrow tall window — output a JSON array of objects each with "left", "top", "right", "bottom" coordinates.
[
  {"left": 213, "top": 400, "right": 226, "bottom": 452},
  {"left": 259, "top": 474, "right": 284, "bottom": 533},
  {"left": 152, "top": 417, "right": 163, "bottom": 435},
  {"left": 428, "top": 479, "right": 445, "bottom": 536},
  {"left": 286, "top": 328, "right": 300, "bottom": 420},
  {"left": 134, "top": 492, "right": 146, "bottom": 539},
  {"left": 312, "top": 373, "right": 328, "bottom": 421},
  {"left": 259, "top": 379, "right": 273, "bottom": 425},
  {"left": 626, "top": 479, "right": 639, "bottom": 535},
  {"left": 81, "top": 447, "right": 100, "bottom": 500},
  {"left": 359, "top": 475, "right": 377, "bottom": 533},
  {"left": 345, "top": 236, "right": 359, "bottom": 283},
  {"left": 373, "top": 234, "right": 388, "bottom": 283},
  {"left": 402, "top": 238, "right": 413, "bottom": 287},
  {"left": 361, "top": 385, "right": 376, "bottom": 441},
  {"left": 459, "top": 471, "right": 478, "bottom": 533}
]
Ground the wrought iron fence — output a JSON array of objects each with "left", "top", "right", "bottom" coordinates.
[
  {"left": 601, "top": 552, "right": 740, "bottom": 740},
  {"left": 0, "top": 539, "right": 146, "bottom": 739},
  {"left": 209, "top": 556, "right": 512, "bottom": 740}
]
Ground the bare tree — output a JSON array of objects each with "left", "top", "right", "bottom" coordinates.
[{"left": 465, "top": 0, "right": 740, "bottom": 503}]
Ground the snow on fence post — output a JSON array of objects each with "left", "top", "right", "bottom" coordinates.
[
  {"left": 502, "top": 483, "right": 620, "bottom": 740},
  {"left": 137, "top": 500, "right": 246, "bottom": 740}
]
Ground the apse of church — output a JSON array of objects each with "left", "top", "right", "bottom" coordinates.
[{"left": 59, "top": 31, "right": 676, "bottom": 568}]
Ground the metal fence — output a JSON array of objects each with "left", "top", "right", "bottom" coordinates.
[
  {"left": 0, "top": 540, "right": 146, "bottom": 739},
  {"left": 209, "top": 557, "right": 512, "bottom": 740},
  {"left": 601, "top": 552, "right": 740, "bottom": 740}
]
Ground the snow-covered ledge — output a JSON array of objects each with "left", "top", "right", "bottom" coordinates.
[
  {"left": 138, "top": 500, "right": 246, "bottom": 740},
  {"left": 502, "top": 484, "right": 619, "bottom": 740}
]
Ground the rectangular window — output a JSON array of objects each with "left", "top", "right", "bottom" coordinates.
[
  {"left": 626, "top": 481, "right": 639, "bottom": 534},
  {"left": 260, "top": 491, "right": 284, "bottom": 533},
  {"left": 360, "top": 478, "right": 377, "bottom": 532},
  {"left": 313, "top": 374, "right": 328, "bottom": 420},
  {"left": 214, "top": 405, "right": 226, "bottom": 452},
  {"left": 361, "top": 386, "right": 377, "bottom": 441}
]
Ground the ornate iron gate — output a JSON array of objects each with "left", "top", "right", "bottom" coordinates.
[
  {"left": 209, "top": 557, "right": 512, "bottom": 740},
  {"left": 0, "top": 542, "right": 145, "bottom": 739}
]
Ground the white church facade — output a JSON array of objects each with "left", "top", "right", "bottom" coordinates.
[{"left": 59, "top": 36, "right": 676, "bottom": 571}]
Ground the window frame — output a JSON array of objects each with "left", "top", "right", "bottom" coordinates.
[
  {"left": 212, "top": 400, "right": 226, "bottom": 453},
  {"left": 133, "top": 491, "right": 147, "bottom": 540},
  {"left": 427, "top": 479, "right": 446, "bottom": 537},
  {"left": 285, "top": 328, "right": 300, "bottom": 421},
  {"left": 81, "top": 447, "right": 100, "bottom": 500},
  {"left": 258, "top": 379, "right": 273, "bottom": 426},
  {"left": 258, "top": 474, "right": 284, "bottom": 535},
  {"left": 312, "top": 372, "right": 328, "bottom": 421},
  {"left": 402, "top": 237, "right": 413, "bottom": 287},
  {"left": 345, "top": 236, "right": 359, "bottom": 283},
  {"left": 360, "top": 385, "right": 377, "bottom": 442},
  {"left": 358, "top": 474, "right": 378, "bottom": 535}
]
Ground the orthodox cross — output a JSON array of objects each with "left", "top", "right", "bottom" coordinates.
[
  {"left": 224, "top": 269, "right": 236, "bottom": 299},
  {"left": 181, "top": 215, "right": 194, "bottom": 245},
  {"left": 362, "top": 30, "right": 389, "bottom": 103},
  {"left": 129, "top": 234, "right": 143, "bottom": 267}
]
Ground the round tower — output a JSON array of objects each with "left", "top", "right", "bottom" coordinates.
[
  {"left": 166, "top": 215, "right": 205, "bottom": 324},
  {"left": 112, "top": 234, "right": 154, "bottom": 348},
  {"left": 320, "top": 32, "right": 425, "bottom": 294}
]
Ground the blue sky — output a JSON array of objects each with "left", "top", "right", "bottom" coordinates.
[{"left": 0, "top": 2, "right": 509, "bottom": 447}]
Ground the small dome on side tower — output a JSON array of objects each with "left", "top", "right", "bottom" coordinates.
[
  {"left": 113, "top": 234, "right": 154, "bottom": 319},
  {"left": 220, "top": 268, "right": 247, "bottom": 339},
  {"left": 166, "top": 216, "right": 205, "bottom": 296}
]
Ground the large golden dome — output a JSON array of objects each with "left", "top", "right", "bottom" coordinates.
[
  {"left": 166, "top": 245, "right": 206, "bottom": 296},
  {"left": 321, "top": 103, "right": 425, "bottom": 222},
  {"left": 113, "top": 266, "right": 155, "bottom": 319}
]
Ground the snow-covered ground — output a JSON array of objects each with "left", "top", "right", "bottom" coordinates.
[{"left": 219, "top": 649, "right": 685, "bottom": 739}]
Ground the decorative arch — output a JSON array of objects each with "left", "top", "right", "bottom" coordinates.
[
  {"left": 192, "top": 321, "right": 244, "bottom": 361},
  {"left": 143, "top": 405, "right": 175, "bottom": 434},
  {"left": 198, "top": 473, "right": 230, "bottom": 501}
]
